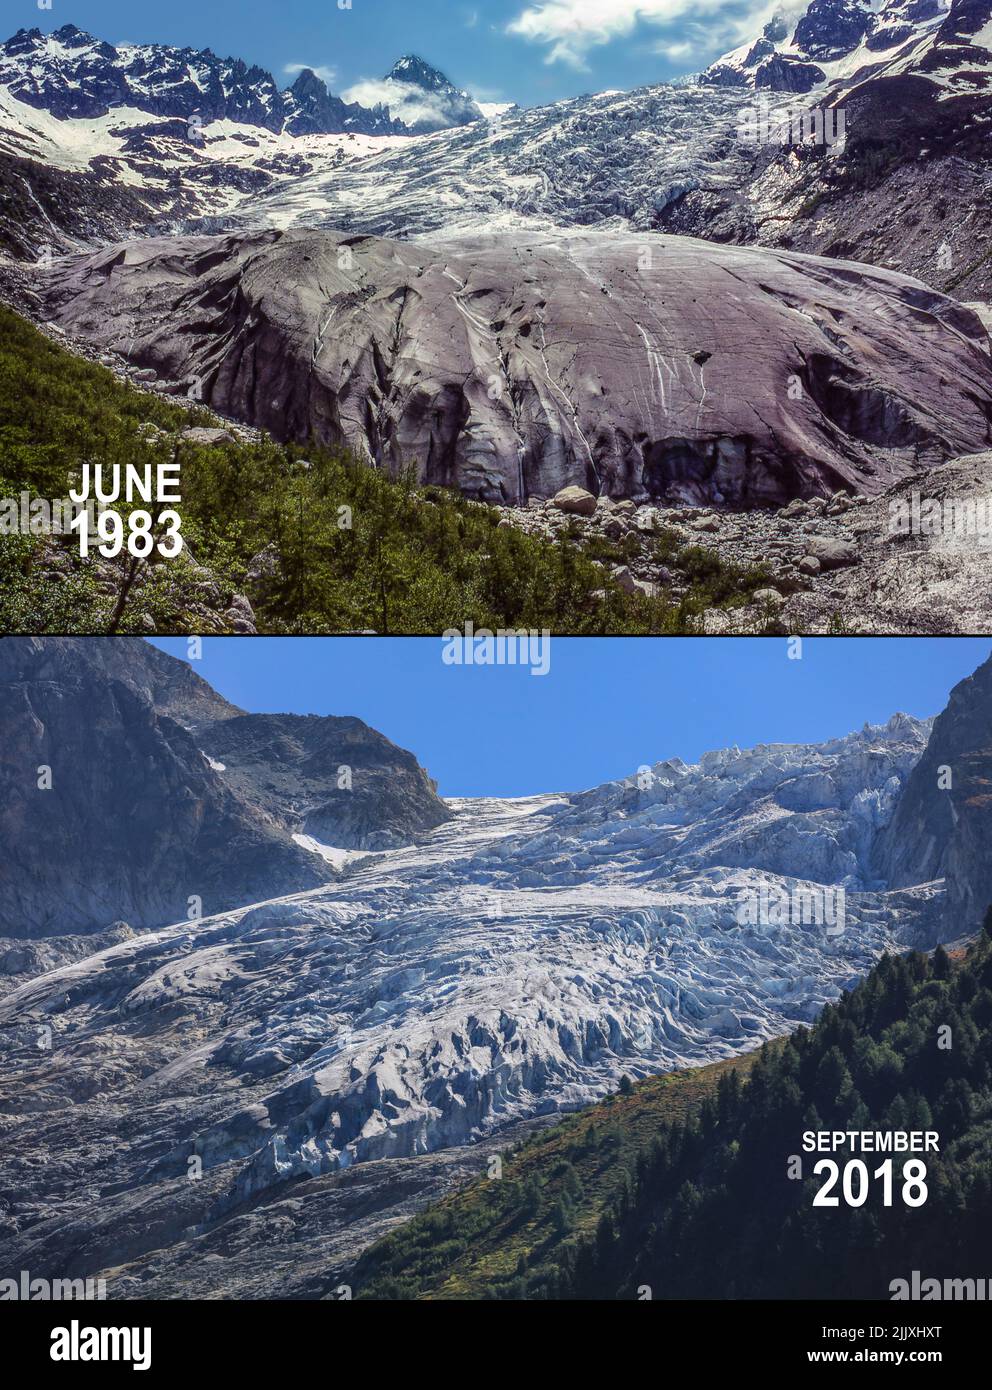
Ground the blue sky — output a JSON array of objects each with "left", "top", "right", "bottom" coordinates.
[
  {"left": 19, "top": 0, "right": 788, "bottom": 107},
  {"left": 148, "top": 637, "right": 991, "bottom": 797}
]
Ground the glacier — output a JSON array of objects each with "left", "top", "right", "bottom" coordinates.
[{"left": 0, "top": 712, "right": 944, "bottom": 1220}]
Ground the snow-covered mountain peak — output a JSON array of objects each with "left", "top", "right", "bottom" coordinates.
[
  {"left": 703, "top": 0, "right": 953, "bottom": 90},
  {"left": 386, "top": 54, "right": 456, "bottom": 91},
  {"left": 0, "top": 24, "right": 478, "bottom": 136},
  {"left": 346, "top": 51, "right": 484, "bottom": 133}
]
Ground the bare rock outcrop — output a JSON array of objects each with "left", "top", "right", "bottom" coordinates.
[
  {"left": 198, "top": 713, "right": 451, "bottom": 851},
  {"left": 873, "top": 648, "right": 992, "bottom": 932},
  {"left": 0, "top": 638, "right": 449, "bottom": 936},
  {"left": 0, "top": 634, "right": 242, "bottom": 731},
  {"left": 0, "top": 665, "right": 331, "bottom": 936}
]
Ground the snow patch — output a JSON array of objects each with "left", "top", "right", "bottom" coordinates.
[{"left": 291, "top": 832, "right": 376, "bottom": 870}]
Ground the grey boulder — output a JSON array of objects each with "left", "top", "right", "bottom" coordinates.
[
  {"left": 803, "top": 536, "right": 860, "bottom": 570},
  {"left": 553, "top": 485, "right": 597, "bottom": 516}
]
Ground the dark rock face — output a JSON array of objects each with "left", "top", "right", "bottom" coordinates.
[
  {"left": 199, "top": 713, "right": 451, "bottom": 850},
  {"left": 866, "top": 23, "right": 918, "bottom": 49},
  {"left": 936, "top": 0, "right": 992, "bottom": 45},
  {"left": 0, "top": 675, "right": 330, "bottom": 936},
  {"left": 41, "top": 226, "right": 992, "bottom": 507},
  {"left": 744, "top": 38, "right": 776, "bottom": 67},
  {"left": 915, "top": 0, "right": 992, "bottom": 88},
  {"left": 0, "top": 149, "right": 173, "bottom": 262},
  {"left": 754, "top": 56, "right": 828, "bottom": 90},
  {"left": 702, "top": 62, "right": 749, "bottom": 87},
  {"left": 0, "top": 636, "right": 242, "bottom": 731},
  {"left": 283, "top": 69, "right": 402, "bottom": 137},
  {"left": 901, "top": 0, "right": 944, "bottom": 19},
  {"left": 793, "top": 0, "right": 876, "bottom": 60},
  {"left": 873, "top": 653, "right": 992, "bottom": 930},
  {"left": 0, "top": 638, "right": 449, "bottom": 935}
]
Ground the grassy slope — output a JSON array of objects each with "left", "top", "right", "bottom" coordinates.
[
  {"left": 0, "top": 306, "right": 770, "bottom": 634},
  {"left": 352, "top": 1051, "right": 761, "bottom": 1300}
]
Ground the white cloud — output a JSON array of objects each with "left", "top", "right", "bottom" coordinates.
[
  {"left": 342, "top": 77, "right": 469, "bottom": 130},
  {"left": 506, "top": 0, "right": 802, "bottom": 69},
  {"left": 283, "top": 62, "right": 337, "bottom": 86},
  {"left": 468, "top": 82, "right": 511, "bottom": 103},
  {"left": 655, "top": 39, "right": 695, "bottom": 60}
]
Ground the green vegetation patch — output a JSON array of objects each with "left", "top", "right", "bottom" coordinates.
[
  {"left": 352, "top": 1054, "right": 759, "bottom": 1301},
  {"left": 0, "top": 305, "right": 770, "bottom": 634}
]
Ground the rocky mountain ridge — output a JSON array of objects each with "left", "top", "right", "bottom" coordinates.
[
  {"left": 0, "top": 634, "right": 242, "bottom": 728},
  {"left": 874, "top": 649, "right": 992, "bottom": 920},
  {"left": 0, "top": 638, "right": 449, "bottom": 939},
  {"left": 371, "top": 54, "right": 484, "bottom": 133},
  {"left": 199, "top": 712, "right": 450, "bottom": 852},
  {"left": 0, "top": 25, "right": 480, "bottom": 136},
  {"left": 703, "top": 0, "right": 953, "bottom": 92}
]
